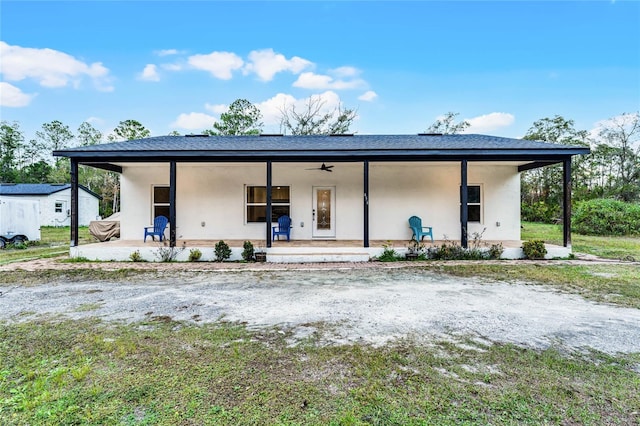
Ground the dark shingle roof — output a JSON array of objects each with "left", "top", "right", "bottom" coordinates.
[
  {"left": 53, "top": 134, "right": 590, "bottom": 163},
  {"left": 0, "top": 183, "right": 102, "bottom": 199}
]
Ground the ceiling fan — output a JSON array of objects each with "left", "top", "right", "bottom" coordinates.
[{"left": 305, "top": 163, "right": 334, "bottom": 172}]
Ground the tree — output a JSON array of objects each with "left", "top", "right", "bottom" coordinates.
[
  {"left": 424, "top": 112, "right": 470, "bottom": 134},
  {"left": 20, "top": 160, "right": 52, "bottom": 183},
  {"left": 0, "top": 121, "right": 24, "bottom": 182},
  {"left": 108, "top": 119, "right": 150, "bottom": 142},
  {"left": 77, "top": 122, "right": 103, "bottom": 146},
  {"left": 279, "top": 96, "right": 357, "bottom": 135},
  {"left": 34, "top": 120, "right": 74, "bottom": 165},
  {"left": 593, "top": 112, "right": 640, "bottom": 201},
  {"left": 207, "top": 99, "right": 263, "bottom": 135},
  {"left": 520, "top": 115, "right": 592, "bottom": 222}
]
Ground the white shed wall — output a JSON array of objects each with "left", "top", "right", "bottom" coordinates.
[{"left": 0, "top": 188, "right": 99, "bottom": 227}]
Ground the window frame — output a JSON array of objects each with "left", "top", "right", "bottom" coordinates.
[
  {"left": 462, "top": 184, "right": 483, "bottom": 223},
  {"left": 151, "top": 185, "right": 170, "bottom": 221},
  {"left": 245, "top": 185, "right": 291, "bottom": 223},
  {"left": 54, "top": 201, "right": 64, "bottom": 213}
]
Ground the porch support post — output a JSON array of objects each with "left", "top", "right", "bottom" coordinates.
[
  {"left": 169, "top": 161, "right": 177, "bottom": 247},
  {"left": 563, "top": 158, "right": 572, "bottom": 248},
  {"left": 266, "top": 161, "right": 272, "bottom": 248},
  {"left": 70, "top": 159, "right": 79, "bottom": 247},
  {"left": 460, "top": 159, "right": 468, "bottom": 249},
  {"left": 363, "top": 160, "right": 369, "bottom": 248}
]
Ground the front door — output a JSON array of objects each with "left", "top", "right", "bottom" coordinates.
[{"left": 312, "top": 186, "right": 336, "bottom": 238}]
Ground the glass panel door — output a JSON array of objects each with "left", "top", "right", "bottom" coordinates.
[{"left": 312, "top": 186, "right": 336, "bottom": 238}]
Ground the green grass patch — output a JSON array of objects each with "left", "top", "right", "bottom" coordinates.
[
  {"left": 522, "top": 221, "right": 640, "bottom": 260},
  {"left": 432, "top": 263, "right": 640, "bottom": 309},
  {"left": 0, "top": 269, "right": 150, "bottom": 286},
  {"left": 0, "top": 227, "right": 93, "bottom": 266},
  {"left": 1, "top": 318, "right": 638, "bottom": 425}
]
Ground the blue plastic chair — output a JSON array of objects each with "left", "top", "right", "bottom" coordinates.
[
  {"left": 272, "top": 215, "right": 291, "bottom": 241},
  {"left": 408, "top": 215, "right": 433, "bottom": 242},
  {"left": 144, "top": 215, "right": 169, "bottom": 242}
]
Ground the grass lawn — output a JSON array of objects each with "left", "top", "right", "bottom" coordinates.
[
  {"left": 0, "top": 227, "right": 92, "bottom": 265},
  {"left": 521, "top": 221, "right": 640, "bottom": 260},
  {"left": 1, "top": 318, "right": 639, "bottom": 425},
  {"left": 1, "top": 225, "right": 639, "bottom": 424}
]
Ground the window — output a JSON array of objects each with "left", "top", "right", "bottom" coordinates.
[
  {"left": 55, "top": 202, "right": 63, "bottom": 213},
  {"left": 152, "top": 186, "right": 170, "bottom": 219},
  {"left": 246, "top": 185, "right": 290, "bottom": 222},
  {"left": 461, "top": 185, "right": 482, "bottom": 222}
]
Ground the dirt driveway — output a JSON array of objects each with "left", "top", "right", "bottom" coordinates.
[{"left": 1, "top": 265, "right": 639, "bottom": 355}]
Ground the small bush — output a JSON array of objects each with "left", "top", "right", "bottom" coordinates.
[
  {"left": 214, "top": 240, "right": 232, "bottom": 262},
  {"left": 428, "top": 242, "right": 487, "bottom": 260},
  {"left": 129, "top": 250, "right": 144, "bottom": 262},
  {"left": 522, "top": 240, "right": 547, "bottom": 259},
  {"left": 188, "top": 248, "right": 202, "bottom": 262},
  {"left": 377, "top": 242, "right": 401, "bottom": 262},
  {"left": 573, "top": 199, "right": 640, "bottom": 236},
  {"left": 487, "top": 243, "right": 504, "bottom": 260},
  {"left": 242, "top": 241, "right": 255, "bottom": 262}
]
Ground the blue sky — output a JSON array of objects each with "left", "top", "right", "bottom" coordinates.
[{"left": 1, "top": 1, "right": 639, "bottom": 141}]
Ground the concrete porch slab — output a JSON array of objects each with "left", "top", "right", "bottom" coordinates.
[{"left": 70, "top": 239, "right": 571, "bottom": 262}]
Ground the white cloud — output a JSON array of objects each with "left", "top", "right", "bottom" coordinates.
[
  {"left": 156, "top": 49, "right": 181, "bottom": 56},
  {"left": 589, "top": 112, "right": 640, "bottom": 143},
  {"left": 293, "top": 72, "right": 366, "bottom": 90},
  {"left": 257, "top": 91, "right": 344, "bottom": 126},
  {"left": 170, "top": 112, "right": 217, "bottom": 130},
  {"left": 138, "top": 64, "right": 160, "bottom": 82},
  {"left": 205, "top": 103, "right": 228, "bottom": 114},
  {"left": 187, "top": 51, "right": 244, "bottom": 80},
  {"left": 0, "top": 82, "right": 36, "bottom": 107},
  {"left": 257, "top": 93, "right": 298, "bottom": 125},
  {"left": 358, "top": 90, "right": 378, "bottom": 102},
  {"left": 0, "top": 41, "right": 113, "bottom": 92},
  {"left": 464, "top": 112, "right": 515, "bottom": 133},
  {"left": 161, "top": 63, "right": 183, "bottom": 71},
  {"left": 244, "top": 48, "right": 313, "bottom": 81},
  {"left": 330, "top": 66, "right": 360, "bottom": 78},
  {"left": 85, "top": 116, "right": 104, "bottom": 125}
]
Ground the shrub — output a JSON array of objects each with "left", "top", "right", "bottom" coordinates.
[
  {"left": 521, "top": 201, "right": 559, "bottom": 223},
  {"left": 129, "top": 250, "right": 144, "bottom": 262},
  {"left": 214, "top": 240, "right": 232, "bottom": 262},
  {"left": 377, "top": 242, "right": 401, "bottom": 262},
  {"left": 522, "top": 240, "right": 547, "bottom": 259},
  {"left": 573, "top": 199, "right": 640, "bottom": 236},
  {"left": 188, "top": 248, "right": 202, "bottom": 262},
  {"left": 428, "top": 241, "right": 487, "bottom": 260},
  {"left": 241, "top": 241, "right": 255, "bottom": 262},
  {"left": 155, "top": 245, "right": 183, "bottom": 262},
  {"left": 487, "top": 243, "right": 504, "bottom": 260}
]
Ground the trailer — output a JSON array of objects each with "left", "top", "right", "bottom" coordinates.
[{"left": 0, "top": 199, "right": 41, "bottom": 248}]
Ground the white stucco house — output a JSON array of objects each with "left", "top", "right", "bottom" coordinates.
[
  {"left": 0, "top": 183, "right": 101, "bottom": 227},
  {"left": 53, "top": 134, "right": 589, "bottom": 262}
]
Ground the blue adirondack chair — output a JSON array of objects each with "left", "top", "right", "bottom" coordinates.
[
  {"left": 144, "top": 215, "right": 169, "bottom": 242},
  {"left": 272, "top": 215, "right": 291, "bottom": 241},
  {"left": 408, "top": 215, "right": 434, "bottom": 242}
]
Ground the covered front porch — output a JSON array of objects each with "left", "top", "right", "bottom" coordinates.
[{"left": 71, "top": 238, "right": 571, "bottom": 262}]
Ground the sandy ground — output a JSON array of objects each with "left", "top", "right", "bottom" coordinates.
[{"left": 1, "top": 259, "right": 639, "bottom": 355}]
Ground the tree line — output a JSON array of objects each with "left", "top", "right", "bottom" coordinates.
[{"left": 1, "top": 98, "right": 638, "bottom": 221}]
